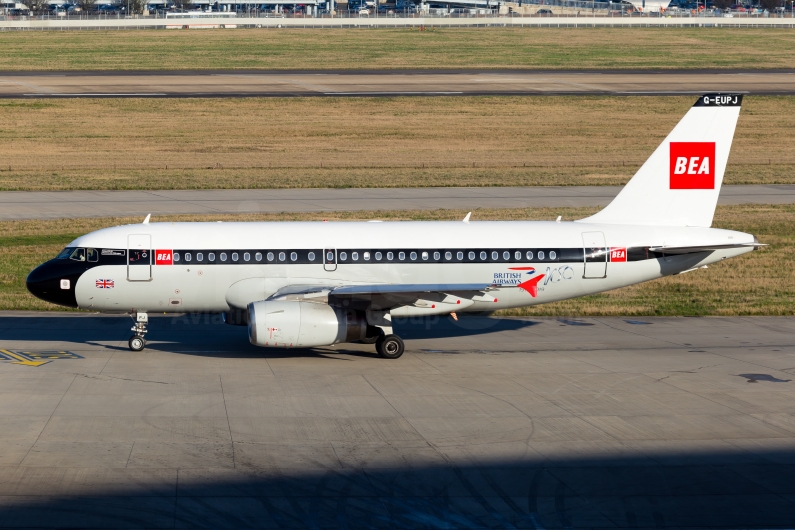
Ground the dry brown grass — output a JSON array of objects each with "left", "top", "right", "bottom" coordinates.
[
  {"left": 3, "top": 204, "right": 793, "bottom": 315},
  {"left": 1, "top": 28, "right": 795, "bottom": 71},
  {"left": 0, "top": 96, "right": 793, "bottom": 190}
]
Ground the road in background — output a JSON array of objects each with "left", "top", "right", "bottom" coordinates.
[
  {"left": 3, "top": 70, "right": 795, "bottom": 97},
  {"left": 1, "top": 184, "right": 792, "bottom": 220},
  {"left": 0, "top": 313, "right": 793, "bottom": 527}
]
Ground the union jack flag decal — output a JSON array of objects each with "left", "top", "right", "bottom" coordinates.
[{"left": 96, "top": 279, "right": 114, "bottom": 289}]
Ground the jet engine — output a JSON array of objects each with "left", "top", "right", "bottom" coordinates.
[{"left": 247, "top": 300, "right": 375, "bottom": 348}]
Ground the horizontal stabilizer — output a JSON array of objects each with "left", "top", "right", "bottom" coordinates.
[{"left": 649, "top": 242, "right": 764, "bottom": 255}]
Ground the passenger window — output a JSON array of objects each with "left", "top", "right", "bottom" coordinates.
[
  {"left": 468, "top": 251, "right": 475, "bottom": 260},
  {"left": 422, "top": 252, "right": 428, "bottom": 260},
  {"left": 197, "top": 253, "right": 204, "bottom": 261},
  {"left": 445, "top": 251, "right": 452, "bottom": 260},
  {"left": 209, "top": 253, "right": 216, "bottom": 261},
  {"left": 457, "top": 251, "right": 463, "bottom": 260},
  {"left": 480, "top": 251, "right": 487, "bottom": 260},
  {"left": 185, "top": 253, "right": 192, "bottom": 262},
  {"left": 232, "top": 252, "right": 239, "bottom": 261},
  {"left": 279, "top": 252, "right": 286, "bottom": 261},
  {"left": 515, "top": 251, "right": 521, "bottom": 260},
  {"left": 399, "top": 252, "right": 406, "bottom": 261},
  {"left": 364, "top": 252, "right": 370, "bottom": 261},
  {"left": 308, "top": 252, "right": 315, "bottom": 261},
  {"left": 433, "top": 251, "right": 440, "bottom": 260},
  {"left": 220, "top": 253, "right": 227, "bottom": 261},
  {"left": 255, "top": 252, "right": 262, "bottom": 261},
  {"left": 526, "top": 251, "right": 533, "bottom": 260},
  {"left": 491, "top": 251, "right": 498, "bottom": 260},
  {"left": 538, "top": 251, "right": 545, "bottom": 260},
  {"left": 269, "top": 252, "right": 275, "bottom": 262},
  {"left": 87, "top": 248, "right": 98, "bottom": 262},
  {"left": 410, "top": 252, "right": 417, "bottom": 260},
  {"left": 291, "top": 252, "right": 297, "bottom": 261},
  {"left": 549, "top": 251, "right": 557, "bottom": 260},
  {"left": 375, "top": 252, "right": 382, "bottom": 260},
  {"left": 352, "top": 252, "right": 359, "bottom": 261},
  {"left": 387, "top": 252, "right": 394, "bottom": 260},
  {"left": 70, "top": 248, "right": 86, "bottom": 261},
  {"left": 244, "top": 252, "right": 250, "bottom": 262},
  {"left": 174, "top": 253, "right": 181, "bottom": 262},
  {"left": 503, "top": 251, "right": 510, "bottom": 260}
]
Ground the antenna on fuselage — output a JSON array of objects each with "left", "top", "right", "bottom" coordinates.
[
  {"left": 462, "top": 212, "right": 471, "bottom": 223},
  {"left": 143, "top": 214, "right": 151, "bottom": 225}
]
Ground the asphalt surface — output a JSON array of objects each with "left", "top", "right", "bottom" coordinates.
[
  {"left": 3, "top": 69, "right": 795, "bottom": 97},
  {"left": 1, "top": 184, "right": 792, "bottom": 221},
  {"left": 0, "top": 313, "right": 793, "bottom": 528}
]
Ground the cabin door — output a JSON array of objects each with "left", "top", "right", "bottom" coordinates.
[
  {"left": 127, "top": 234, "right": 152, "bottom": 281},
  {"left": 582, "top": 231, "right": 607, "bottom": 279}
]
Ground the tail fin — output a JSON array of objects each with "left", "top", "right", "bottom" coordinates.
[{"left": 579, "top": 94, "right": 742, "bottom": 227}]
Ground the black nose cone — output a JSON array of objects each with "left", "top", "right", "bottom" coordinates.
[{"left": 26, "top": 261, "right": 80, "bottom": 308}]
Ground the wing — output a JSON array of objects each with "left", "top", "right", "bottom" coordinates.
[{"left": 267, "top": 283, "right": 498, "bottom": 313}]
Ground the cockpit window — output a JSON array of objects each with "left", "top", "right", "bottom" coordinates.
[
  {"left": 69, "top": 248, "right": 86, "bottom": 262},
  {"left": 86, "top": 248, "right": 98, "bottom": 262},
  {"left": 56, "top": 247, "right": 75, "bottom": 259}
]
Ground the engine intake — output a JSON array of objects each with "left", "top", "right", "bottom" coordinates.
[{"left": 248, "top": 300, "right": 372, "bottom": 348}]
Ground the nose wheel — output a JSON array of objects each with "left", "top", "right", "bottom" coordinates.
[
  {"left": 128, "top": 311, "right": 148, "bottom": 352},
  {"left": 129, "top": 335, "right": 146, "bottom": 351}
]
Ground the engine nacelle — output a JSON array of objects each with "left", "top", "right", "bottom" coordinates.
[{"left": 247, "top": 300, "right": 371, "bottom": 348}]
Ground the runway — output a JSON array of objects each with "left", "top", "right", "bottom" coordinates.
[
  {"left": 0, "top": 313, "right": 793, "bottom": 528},
  {"left": 3, "top": 69, "right": 795, "bottom": 98},
  {"left": 1, "top": 184, "right": 792, "bottom": 221}
]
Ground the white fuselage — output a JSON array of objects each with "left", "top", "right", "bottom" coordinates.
[{"left": 62, "top": 220, "right": 754, "bottom": 314}]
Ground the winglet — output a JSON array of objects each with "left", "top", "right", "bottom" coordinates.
[
  {"left": 143, "top": 214, "right": 151, "bottom": 225},
  {"left": 463, "top": 212, "right": 471, "bottom": 223}
]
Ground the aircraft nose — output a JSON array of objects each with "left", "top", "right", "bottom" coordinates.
[{"left": 26, "top": 261, "right": 79, "bottom": 308}]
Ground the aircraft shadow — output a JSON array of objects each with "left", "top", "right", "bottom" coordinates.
[
  {"left": 0, "top": 314, "right": 539, "bottom": 359},
  {"left": 0, "top": 449, "right": 792, "bottom": 529}
]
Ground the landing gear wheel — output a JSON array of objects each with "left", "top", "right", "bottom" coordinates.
[
  {"left": 129, "top": 335, "right": 146, "bottom": 352},
  {"left": 376, "top": 334, "right": 404, "bottom": 359}
]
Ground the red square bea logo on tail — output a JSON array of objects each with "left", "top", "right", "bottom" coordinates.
[
  {"left": 155, "top": 250, "right": 173, "bottom": 265},
  {"left": 670, "top": 142, "right": 716, "bottom": 190}
]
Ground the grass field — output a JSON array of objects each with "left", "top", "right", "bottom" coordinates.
[
  {"left": 3, "top": 204, "right": 793, "bottom": 315},
  {"left": 1, "top": 95, "right": 793, "bottom": 190},
  {"left": 2, "top": 28, "right": 795, "bottom": 71}
]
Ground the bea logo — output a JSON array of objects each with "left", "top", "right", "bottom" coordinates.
[
  {"left": 610, "top": 247, "right": 627, "bottom": 262},
  {"left": 670, "top": 142, "right": 715, "bottom": 190},
  {"left": 155, "top": 250, "right": 173, "bottom": 265}
]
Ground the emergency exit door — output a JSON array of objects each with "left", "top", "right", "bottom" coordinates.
[
  {"left": 582, "top": 231, "right": 607, "bottom": 279},
  {"left": 127, "top": 234, "right": 152, "bottom": 281}
]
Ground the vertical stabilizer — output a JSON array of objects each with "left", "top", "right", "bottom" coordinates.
[{"left": 578, "top": 94, "right": 742, "bottom": 227}]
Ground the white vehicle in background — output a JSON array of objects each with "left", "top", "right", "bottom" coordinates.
[{"left": 28, "top": 94, "right": 761, "bottom": 359}]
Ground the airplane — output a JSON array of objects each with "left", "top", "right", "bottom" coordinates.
[{"left": 26, "top": 93, "right": 761, "bottom": 359}]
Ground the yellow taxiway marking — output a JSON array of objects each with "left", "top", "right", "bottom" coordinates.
[{"left": 0, "top": 349, "right": 50, "bottom": 367}]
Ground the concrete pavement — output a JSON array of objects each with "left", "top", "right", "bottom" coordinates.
[
  {"left": 1, "top": 184, "right": 792, "bottom": 220},
  {"left": 4, "top": 69, "right": 795, "bottom": 98},
  {"left": 0, "top": 313, "right": 793, "bottom": 528}
]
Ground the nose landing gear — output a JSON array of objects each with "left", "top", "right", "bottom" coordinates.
[{"left": 129, "top": 312, "right": 148, "bottom": 351}]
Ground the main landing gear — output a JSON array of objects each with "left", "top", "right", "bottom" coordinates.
[
  {"left": 129, "top": 312, "right": 148, "bottom": 352},
  {"left": 376, "top": 334, "right": 404, "bottom": 359}
]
